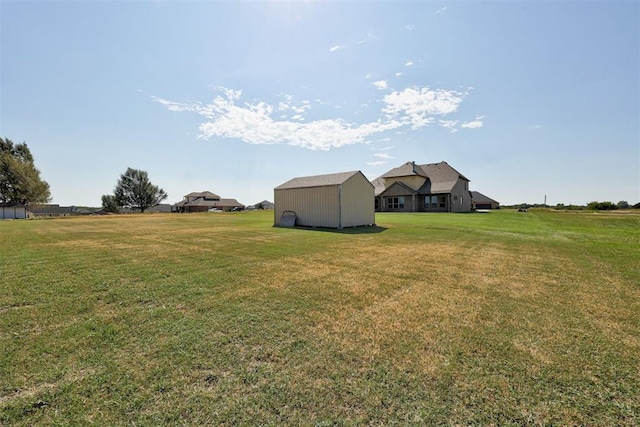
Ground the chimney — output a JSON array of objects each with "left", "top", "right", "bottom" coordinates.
[{"left": 411, "top": 161, "right": 417, "bottom": 174}]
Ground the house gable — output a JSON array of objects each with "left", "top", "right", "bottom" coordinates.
[{"left": 379, "top": 181, "right": 417, "bottom": 197}]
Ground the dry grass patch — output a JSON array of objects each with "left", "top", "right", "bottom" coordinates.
[{"left": 1, "top": 210, "right": 639, "bottom": 425}]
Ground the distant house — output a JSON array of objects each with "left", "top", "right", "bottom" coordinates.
[
  {"left": 372, "top": 161, "right": 472, "bottom": 213},
  {"left": 29, "top": 204, "right": 72, "bottom": 218},
  {"left": 274, "top": 170, "right": 375, "bottom": 229},
  {"left": 0, "top": 204, "right": 29, "bottom": 220},
  {"left": 471, "top": 191, "right": 500, "bottom": 210},
  {"left": 172, "top": 191, "right": 244, "bottom": 213},
  {"left": 249, "top": 200, "right": 274, "bottom": 210},
  {"left": 147, "top": 204, "right": 173, "bottom": 213}
]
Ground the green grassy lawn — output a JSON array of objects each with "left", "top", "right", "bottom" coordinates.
[{"left": 1, "top": 209, "right": 638, "bottom": 425}]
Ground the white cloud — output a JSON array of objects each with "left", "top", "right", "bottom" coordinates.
[
  {"left": 358, "top": 32, "right": 375, "bottom": 44},
  {"left": 528, "top": 124, "right": 542, "bottom": 131},
  {"left": 367, "top": 161, "right": 387, "bottom": 166},
  {"left": 461, "top": 116, "right": 484, "bottom": 129},
  {"left": 372, "top": 80, "right": 388, "bottom": 90},
  {"left": 405, "top": 61, "right": 414, "bottom": 67},
  {"left": 330, "top": 45, "right": 345, "bottom": 52},
  {"left": 382, "top": 87, "right": 466, "bottom": 129},
  {"left": 157, "top": 90, "right": 403, "bottom": 151},
  {"left": 395, "top": 72, "right": 404, "bottom": 77},
  {"left": 374, "top": 152, "right": 394, "bottom": 159},
  {"left": 439, "top": 120, "right": 459, "bottom": 133},
  {"left": 406, "top": 24, "right": 414, "bottom": 31},
  {"left": 436, "top": 6, "right": 447, "bottom": 14},
  {"left": 152, "top": 85, "right": 474, "bottom": 150}
]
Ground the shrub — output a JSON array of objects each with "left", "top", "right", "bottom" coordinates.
[{"left": 587, "top": 201, "right": 618, "bottom": 211}]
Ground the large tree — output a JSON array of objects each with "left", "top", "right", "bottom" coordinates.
[
  {"left": 108, "top": 167, "right": 167, "bottom": 213},
  {"left": 0, "top": 137, "right": 51, "bottom": 205},
  {"left": 100, "top": 194, "right": 120, "bottom": 213}
]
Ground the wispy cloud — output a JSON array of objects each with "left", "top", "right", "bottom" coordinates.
[
  {"left": 528, "top": 124, "right": 542, "bottom": 131},
  {"left": 395, "top": 72, "right": 404, "bottom": 77},
  {"left": 439, "top": 120, "right": 460, "bottom": 133},
  {"left": 436, "top": 6, "right": 447, "bottom": 14},
  {"left": 382, "top": 87, "right": 466, "bottom": 129},
  {"left": 461, "top": 116, "right": 485, "bottom": 129},
  {"left": 367, "top": 161, "right": 387, "bottom": 166},
  {"left": 405, "top": 61, "right": 414, "bottom": 67},
  {"left": 405, "top": 24, "right": 414, "bottom": 31},
  {"left": 358, "top": 32, "right": 375, "bottom": 44},
  {"left": 372, "top": 80, "right": 388, "bottom": 90},
  {"left": 332, "top": 32, "right": 376, "bottom": 53},
  {"left": 151, "top": 85, "right": 480, "bottom": 150},
  {"left": 374, "top": 152, "right": 394, "bottom": 159}
]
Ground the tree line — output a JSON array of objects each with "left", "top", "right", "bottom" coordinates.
[
  {"left": 0, "top": 137, "right": 51, "bottom": 205},
  {"left": 1, "top": 137, "right": 167, "bottom": 212}
]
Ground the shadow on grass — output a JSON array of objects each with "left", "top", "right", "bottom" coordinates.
[{"left": 279, "top": 224, "right": 388, "bottom": 234}]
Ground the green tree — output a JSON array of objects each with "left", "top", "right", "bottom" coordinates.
[
  {"left": 112, "top": 167, "right": 167, "bottom": 213},
  {"left": 617, "top": 200, "right": 629, "bottom": 209},
  {"left": 101, "top": 194, "right": 120, "bottom": 213},
  {"left": 587, "top": 201, "right": 618, "bottom": 211},
  {"left": 0, "top": 137, "right": 51, "bottom": 205}
]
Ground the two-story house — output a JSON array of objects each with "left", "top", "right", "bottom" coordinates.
[
  {"left": 172, "top": 191, "right": 244, "bottom": 213},
  {"left": 372, "top": 161, "right": 472, "bottom": 213}
]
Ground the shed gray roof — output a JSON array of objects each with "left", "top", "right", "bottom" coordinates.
[{"left": 275, "top": 170, "right": 370, "bottom": 190}]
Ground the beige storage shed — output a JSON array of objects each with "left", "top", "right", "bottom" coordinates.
[{"left": 274, "top": 170, "right": 375, "bottom": 229}]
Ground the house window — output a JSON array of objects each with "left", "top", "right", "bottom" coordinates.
[
  {"left": 431, "top": 195, "right": 438, "bottom": 208},
  {"left": 439, "top": 195, "right": 446, "bottom": 208},
  {"left": 386, "top": 197, "right": 404, "bottom": 209},
  {"left": 460, "top": 195, "right": 463, "bottom": 205}
]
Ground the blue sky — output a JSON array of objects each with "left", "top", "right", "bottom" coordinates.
[{"left": 1, "top": 0, "right": 638, "bottom": 207}]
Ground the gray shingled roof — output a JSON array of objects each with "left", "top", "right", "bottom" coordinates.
[
  {"left": 371, "top": 176, "right": 386, "bottom": 196},
  {"left": 375, "top": 161, "right": 470, "bottom": 194},
  {"left": 219, "top": 198, "right": 244, "bottom": 207},
  {"left": 28, "top": 204, "right": 72, "bottom": 215},
  {"left": 275, "top": 171, "right": 366, "bottom": 190},
  {"left": 380, "top": 162, "right": 428, "bottom": 179},
  {"left": 184, "top": 191, "right": 220, "bottom": 199},
  {"left": 174, "top": 198, "right": 244, "bottom": 208},
  {"left": 471, "top": 191, "right": 499, "bottom": 204}
]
